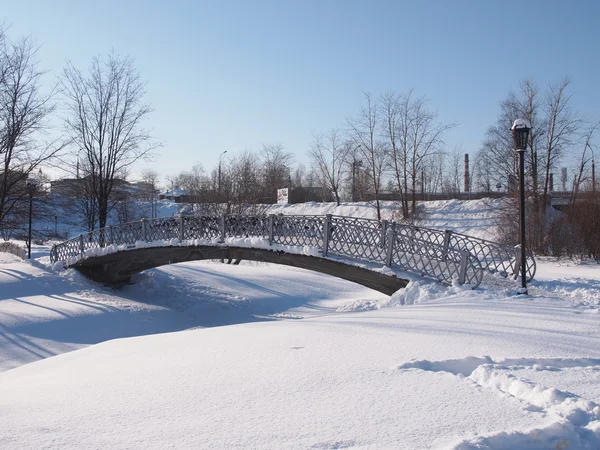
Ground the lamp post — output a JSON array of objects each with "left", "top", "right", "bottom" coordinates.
[
  {"left": 76, "top": 149, "right": 81, "bottom": 179},
  {"left": 218, "top": 150, "right": 227, "bottom": 202},
  {"left": 593, "top": 157, "right": 596, "bottom": 194},
  {"left": 26, "top": 176, "right": 38, "bottom": 260},
  {"left": 511, "top": 119, "right": 531, "bottom": 294},
  {"left": 352, "top": 159, "right": 363, "bottom": 202}
]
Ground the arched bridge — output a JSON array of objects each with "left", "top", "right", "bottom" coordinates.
[{"left": 50, "top": 214, "right": 536, "bottom": 294}]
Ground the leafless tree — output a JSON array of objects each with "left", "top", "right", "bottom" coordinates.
[
  {"left": 572, "top": 121, "right": 599, "bottom": 197},
  {"left": 383, "top": 90, "right": 452, "bottom": 217},
  {"left": 0, "top": 29, "right": 63, "bottom": 233},
  {"left": 541, "top": 78, "right": 581, "bottom": 206},
  {"left": 230, "top": 151, "right": 262, "bottom": 206},
  {"left": 481, "top": 78, "right": 583, "bottom": 253},
  {"left": 309, "top": 129, "right": 349, "bottom": 205},
  {"left": 260, "top": 143, "right": 293, "bottom": 203},
  {"left": 61, "top": 51, "right": 157, "bottom": 230},
  {"left": 442, "top": 146, "right": 463, "bottom": 195},
  {"left": 348, "top": 93, "right": 386, "bottom": 221},
  {"left": 472, "top": 150, "right": 494, "bottom": 193},
  {"left": 406, "top": 94, "right": 453, "bottom": 212},
  {"left": 381, "top": 91, "right": 408, "bottom": 218}
]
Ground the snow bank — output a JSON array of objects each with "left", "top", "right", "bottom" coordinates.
[{"left": 396, "top": 355, "right": 600, "bottom": 449}]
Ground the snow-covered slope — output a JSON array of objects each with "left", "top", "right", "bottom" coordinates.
[
  {"left": 1, "top": 198, "right": 598, "bottom": 449},
  {"left": 0, "top": 253, "right": 599, "bottom": 449},
  {"left": 266, "top": 198, "right": 505, "bottom": 241}
]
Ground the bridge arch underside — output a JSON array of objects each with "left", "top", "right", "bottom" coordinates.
[{"left": 72, "top": 246, "right": 410, "bottom": 296}]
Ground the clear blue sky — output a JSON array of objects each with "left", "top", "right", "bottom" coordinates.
[{"left": 3, "top": 0, "right": 599, "bottom": 183}]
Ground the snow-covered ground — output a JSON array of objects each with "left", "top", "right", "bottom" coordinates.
[{"left": 1, "top": 199, "right": 599, "bottom": 449}]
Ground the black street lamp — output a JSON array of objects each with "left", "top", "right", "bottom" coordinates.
[
  {"left": 593, "top": 157, "right": 596, "bottom": 194},
  {"left": 511, "top": 119, "right": 531, "bottom": 294},
  {"left": 26, "top": 176, "right": 38, "bottom": 259},
  {"left": 218, "top": 150, "right": 227, "bottom": 202},
  {"left": 352, "top": 159, "right": 363, "bottom": 202}
]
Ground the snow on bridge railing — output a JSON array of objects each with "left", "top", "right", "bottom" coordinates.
[{"left": 48, "top": 213, "right": 539, "bottom": 289}]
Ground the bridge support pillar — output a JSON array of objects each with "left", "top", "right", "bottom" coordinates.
[
  {"left": 268, "top": 215, "right": 275, "bottom": 245},
  {"left": 142, "top": 219, "right": 148, "bottom": 241},
  {"left": 322, "top": 214, "right": 332, "bottom": 256},
  {"left": 380, "top": 220, "right": 388, "bottom": 248},
  {"left": 442, "top": 230, "right": 452, "bottom": 261},
  {"left": 458, "top": 251, "right": 469, "bottom": 284},
  {"left": 220, "top": 214, "right": 226, "bottom": 243},
  {"left": 385, "top": 227, "right": 395, "bottom": 267}
]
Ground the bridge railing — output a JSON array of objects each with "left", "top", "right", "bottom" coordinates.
[
  {"left": 49, "top": 213, "right": 537, "bottom": 289},
  {"left": 390, "top": 224, "right": 536, "bottom": 281}
]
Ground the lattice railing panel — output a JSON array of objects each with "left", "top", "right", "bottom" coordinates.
[
  {"left": 111, "top": 222, "right": 144, "bottom": 246},
  {"left": 226, "top": 215, "right": 269, "bottom": 238},
  {"left": 272, "top": 215, "right": 323, "bottom": 247},
  {"left": 392, "top": 234, "right": 483, "bottom": 287},
  {"left": 50, "top": 235, "right": 82, "bottom": 261},
  {"left": 448, "top": 232, "right": 536, "bottom": 281},
  {"left": 183, "top": 216, "right": 220, "bottom": 240},
  {"left": 395, "top": 224, "right": 446, "bottom": 247},
  {"left": 146, "top": 218, "right": 180, "bottom": 241},
  {"left": 328, "top": 216, "right": 386, "bottom": 263}
]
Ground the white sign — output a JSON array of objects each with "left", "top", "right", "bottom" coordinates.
[{"left": 277, "top": 188, "right": 289, "bottom": 204}]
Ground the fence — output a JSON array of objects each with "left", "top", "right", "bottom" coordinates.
[{"left": 0, "top": 242, "right": 26, "bottom": 259}]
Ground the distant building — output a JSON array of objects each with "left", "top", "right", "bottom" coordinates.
[
  {"left": 50, "top": 178, "right": 85, "bottom": 197},
  {"left": 278, "top": 187, "right": 333, "bottom": 204},
  {"left": 159, "top": 188, "right": 190, "bottom": 203},
  {"left": 50, "top": 177, "right": 145, "bottom": 198}
]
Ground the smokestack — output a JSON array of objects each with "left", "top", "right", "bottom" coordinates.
[
  {"left": 549, "top": 173, "right": 554, "bottom": 192},
  {"left": 464, "top": 154, "right": 470, "bottom": 193}
]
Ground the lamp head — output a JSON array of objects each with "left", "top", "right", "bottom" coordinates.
[{"left": 511, "top": 119, "right": 531, "bottom": 152}]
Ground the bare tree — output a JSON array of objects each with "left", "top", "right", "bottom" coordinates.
[
  {"left": 407, "top": 95, "right": 453, "bottom": 212},
  {"left": 384, "top": 90, "right": 452, "bottom": 216},
  {"left": 472, "top": 150, "right": 494, "bottom": 193},
  {"left": 348, "top": 93, "right": 386, "bottom": 221},
  {"left": 0, "top": 29, "right": 63, "bottom": 233},
  {"left": 381, "top": 91, "right": 408, "bottom": 218},
  {"left": 139, "top": 169, "right": 160, "bottom": 218},
  {"left": 230, "top": 151, "right": 261, "bottom": 206},
  {"left": 309, "top": 129, "right": 348, "bottom": 205},
  {"left": 572, "top": 121, "right": 599, "bottom": 197},
  {"left": 481, "top": 78, "right": 583, "bottom": 253},
  {"left": 442, "top": 147, "right": 462, "bottom": 195},
  {"left": 541, "top": 78, "right": 581, "bottom": 207},
  {"left": 61, "top": 51, "right": 157, "bottom": 230},
  {"left": 259, "top": 143, "right": 293, "bottom": 203}
]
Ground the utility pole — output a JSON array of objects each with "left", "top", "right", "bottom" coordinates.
[
  {"left": 26, "top": 177, "right": 38, "bottom": 259},
  {"left": 592, "top": 157, "right": 596, "bottom": 194},
  {"left": 352, "top": 159, "right": 362, "bottom": 202},
  {"left": 464, "top": 154, "right": 470, "bottom": 198},
  {"left": 218, "top": 150, "right": 227, "bottom": 203}
]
